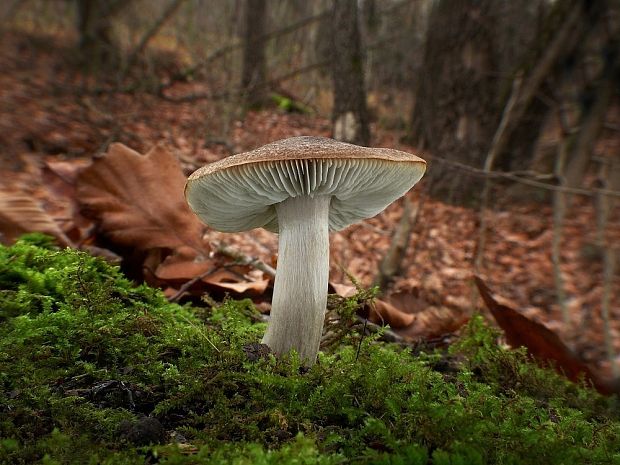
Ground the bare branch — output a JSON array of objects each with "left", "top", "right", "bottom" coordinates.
[{"left": 424, "top": 154, "right": 620, "bottom": 199}]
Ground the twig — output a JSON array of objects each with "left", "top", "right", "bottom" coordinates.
[
  {"left": 424, "top": 154, "right": 620, "bottom": 198},
  {"left": 215, "top": 243, "right": 276, "bottom": 278},
  {"left": 177, "top": 313, "right": 220, "bottom": 353},
  {"left": 355, "top": 316, "right": 403, "bottom": 343},
  {"left": 168, "top": 266, "right": 218, "bottom": 302},
  {"left": 157, "top": 0, "right": 416, "bottom": 90},
  {"left": 159, "top": 10, "right": 331, "bottom": 91}
]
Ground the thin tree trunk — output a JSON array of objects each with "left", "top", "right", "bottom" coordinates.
[
  {"left": 601, "top": 249, "right": 618, "bottom": 377},
  {"left": 564, "top": 59, "right": 617, "bottom": 204},
  {"left": 122, "top": 0, "right": 185, "bottom": 79},
  {"left": 76, "top": 0, "right": 127, "bottom": 72},
  {"left": 596, "top": 145, "right": 619, "bottom": 377},
  {"left": 241, "top": 0, "right": 268, "bottom": 109},
  {"left": 487, "top": 2, "right": 584, "bottom": 168},
  {"left": 475, "top": 74, "right": 523, "bottom": 271},
  {"left": 330, "top": 0, "right": 370, "bottom": 146},
  {"left": 374, "top": 198, "right": 420, "bottom": 292},
  {"left": 552, "top": 119, "right": 570, "bottom": 325}
]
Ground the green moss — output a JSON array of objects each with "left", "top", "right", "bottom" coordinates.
[{"left": 1, "top": 235, "right": 619, "bottom": 464}]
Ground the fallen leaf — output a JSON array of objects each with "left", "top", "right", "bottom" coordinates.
[
  {"left": 205, "top": 272, "right": 269, "bottom": 294},
  {"left": 474, "top": 276, "right": 617, "bottom": 395},
  {"left": 43, "top": 159, "right": 92, "bottom": 199},
  {"left": 42, "top": 159, "right": 95, "bottom": 242},
  {"left": 368, "top": 299, "right": 416, "bottom": 328},
  {"left": 156, "top": 248, "right": 268, "bottom": 296},
  {"left": 0, "top": 189, "right": 72, "bottom": 246},
  {"left": 77, "top": 143, "right": 205, "bottom": 252},
  {"left": 395, "top": 305, "right": 468, "bottom": 340},
  {"left": 155, "top": 247, "right": 213, "bottom": 282}
]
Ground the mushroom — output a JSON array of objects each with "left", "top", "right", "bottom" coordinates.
[{"left": 185, "top": 136, "right": 426, "bottom": 365}]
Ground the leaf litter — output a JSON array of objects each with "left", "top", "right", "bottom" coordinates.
[{"left": 1, "top": 29, "right": 619, "bottom": 393}]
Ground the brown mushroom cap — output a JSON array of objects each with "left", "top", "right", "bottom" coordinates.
[{"left": 185, "top": 136, "right": 426, "bottom": 232}]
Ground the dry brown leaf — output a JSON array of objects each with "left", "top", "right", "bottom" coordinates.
[
  {"left": 368, "top": 299, "right": 416, "bottom": 328},
  {"left": 155, "top": 247, "right": 213, "bottom": 282},
  {"left": 41, "top": 159, "right": 96, "bottom": 242},
  {"left": 77, "top": 143, "right": 205, "bottom": 252},
  {"left": 329, "top": 282, "right": 458, "bottom": 335},
  {"left": 395, "top": 305, "right": 468, "bottom": 340},
  {"left": 474, "top": 276, "right": 618, "bottom": 395},
  {"left": 204, "top": 271, "right": 270, "bottom": 294},
  {"left": 0, "top": 189, "right": 72, "bottom": 246},
  {"left": 43, "top": 159, "right": 93, "bottom": 199},
  {"left": 156, "top": 248, "right": 268, "bottom": 296}
]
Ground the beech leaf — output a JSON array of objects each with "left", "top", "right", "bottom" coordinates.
[
  {"left": 156, "top": 248, "right": 268, "bottom": 296},
  {"left": 77, "top": 143, "right": 205, "bottom": 252},
  {"left": 474, "top": 276, "right": 617, "bottom": 394},
  {"left": 368, "top": 299, "right": 416, "bottom": 328},
  {"left": 394, "top": 304, "right": 468, "bottom": 340}
]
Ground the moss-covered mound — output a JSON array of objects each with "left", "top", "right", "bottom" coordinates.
[{"left": 1, "top": 235, "right": 619, "bottom": 464}]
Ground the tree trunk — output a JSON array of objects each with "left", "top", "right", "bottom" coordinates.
[
  {"left": 76, "top": 0, "right": 121, "bottom": 72},
  {"left": 409, "top": 0, "right": 501, "bottom": 202},
  {"left": 241, "top": 0, "right": 268, "bottom": 109},
  {"left": 330, "top": 0, "right": 370, "bottom": 146}
]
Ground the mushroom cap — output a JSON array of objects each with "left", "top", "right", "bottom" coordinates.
[{"left": 185, "top": 136, "right": 426, "bottom": 232}]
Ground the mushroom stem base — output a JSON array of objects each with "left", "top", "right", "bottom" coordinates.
[{"left": 262, "top": 195, "right": 330, "bottom": 365}]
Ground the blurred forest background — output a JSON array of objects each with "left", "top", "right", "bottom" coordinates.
[{"left": 0, "top": 0, "right": 619, "bottom": 387}]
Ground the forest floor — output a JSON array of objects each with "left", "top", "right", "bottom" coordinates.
[{"left": 1, "top": 29, "right": 619, "bottom": 385}]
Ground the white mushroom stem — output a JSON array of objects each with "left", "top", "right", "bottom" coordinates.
[{"left": 262, "top": 194, "right": 331, "bottom": 364}]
